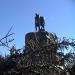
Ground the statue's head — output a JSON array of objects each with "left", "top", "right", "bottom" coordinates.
[{"left": 35, "top": 13, "right": 39, "bottom": 17}]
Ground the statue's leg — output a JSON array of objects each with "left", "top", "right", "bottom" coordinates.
[
  {"left": 36, "top": 27, "right": 37, "bottom": 31},
  {"left": 40, "top": 24, "right": 43, "bottom": 30},
  {"left": 40, "top": 23, "right": 43, "bottom": 30},
  {"left": 39, "top": 25, "right": 40, "bottom": 30},
  {"left": 35, "top": 25, "right": 37, "bottom": 31}
]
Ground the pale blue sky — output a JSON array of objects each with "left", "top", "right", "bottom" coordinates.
[{"left": 0, "top": 0, "right": 75, "bottom": 56}]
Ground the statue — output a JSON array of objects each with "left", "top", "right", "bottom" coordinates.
[
  {"left": 39, "top": 16, "right": 45, "bottom": 30},
  {"left": 35, "top": 13, "right": 45, "bottom": 31},
  {"left": 35, "top": 13, "right": 40, "bottom": 31}
]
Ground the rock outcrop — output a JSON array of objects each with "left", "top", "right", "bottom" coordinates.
[{"left": 23, "top": 29, "right": 64, "bottom": 75}]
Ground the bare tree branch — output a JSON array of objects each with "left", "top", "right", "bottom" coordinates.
[{"left": 0, "top": 26, "right": 14, "bottom": 48}]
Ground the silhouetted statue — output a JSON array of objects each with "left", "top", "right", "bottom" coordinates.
[
  {"left": 39, "top": 16, "right": 45, "bottom": 30},
  {"left": 35, "top": 13, "right": 40, "bottom": 31},
  {"left": 35, "top": 14, "right": 45, "bottom": 31}
]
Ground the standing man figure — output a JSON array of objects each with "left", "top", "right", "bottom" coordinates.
[
  {"left": 35, "top": 13, "right": 40, "bottom": 31},
  {"left": 39, "top": 16, "right": 45, "bottom": 30}
]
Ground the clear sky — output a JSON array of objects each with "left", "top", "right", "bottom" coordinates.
[{"left": 0, "top": 0, "right": 75, "bottom": 56}]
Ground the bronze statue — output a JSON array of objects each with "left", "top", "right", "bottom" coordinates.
[
  {"left": 39, "top": 16, "right": 45, "bottom": 30},
  {"left": 35, "top": 14, "right": 45, "bottom": 31},
  {"left": 35, "top": 13, "right": 40, "bottom": 31}
]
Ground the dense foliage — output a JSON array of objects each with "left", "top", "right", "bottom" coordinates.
[{"left": 0, "top": 32, "right": 75, "bottom": 75}]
